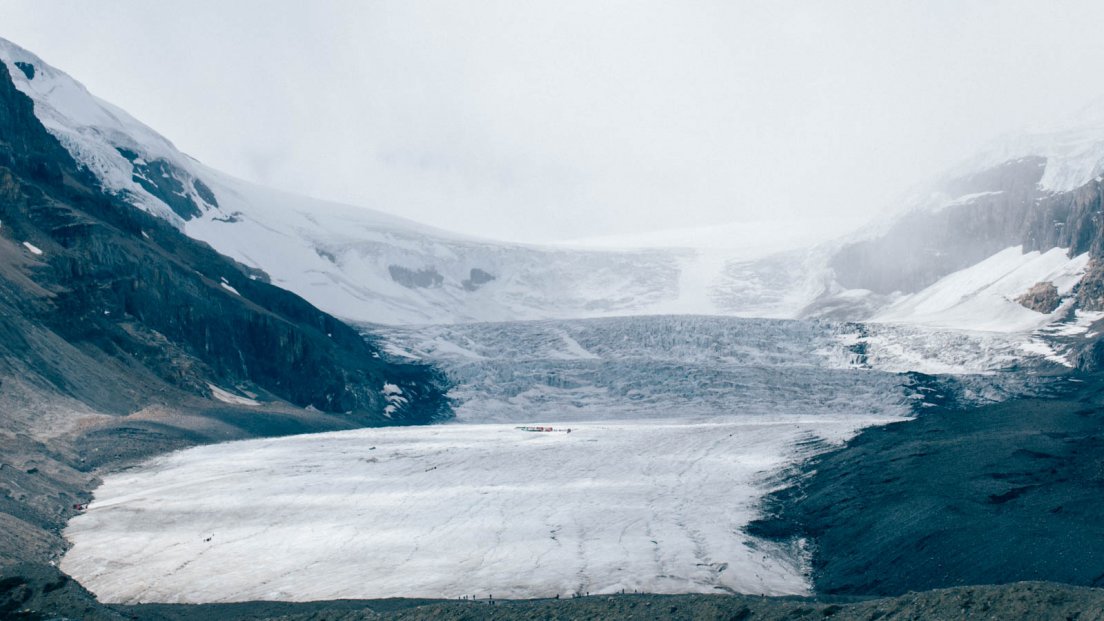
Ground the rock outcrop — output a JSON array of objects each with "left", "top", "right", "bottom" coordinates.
[
  {"left": 1016, "top": 281, "right": 1061, "bottom": 313},
  {"left": 1076, "top": 260, "right": 1104, "bottom": 311}
]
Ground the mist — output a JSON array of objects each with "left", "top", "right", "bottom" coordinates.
[{"left": 4, "top": 1, "right": 1104, "bottom": 243}]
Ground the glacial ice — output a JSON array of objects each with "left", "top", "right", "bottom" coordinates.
[{"left": 60, "top": 316, "right": 1051, "bottom": 603}]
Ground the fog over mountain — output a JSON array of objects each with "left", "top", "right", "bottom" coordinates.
[{"left": 6, "top": 1, "right": 1104, "bottom": 242}]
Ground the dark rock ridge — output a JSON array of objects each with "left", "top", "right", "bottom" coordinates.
[
  {"left": 13, "top": 61, "right": 33, "bottom": 80},
  {"left": 1016, "top": 280, "right": 1061, "bottom": 313},
  {"left": 0, "top": 60, "right": 447, "bottom": 417}
]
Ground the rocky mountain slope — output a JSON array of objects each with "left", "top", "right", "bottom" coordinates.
[{"left": 0, "top": 51, "right": 449, "bottom": 583}]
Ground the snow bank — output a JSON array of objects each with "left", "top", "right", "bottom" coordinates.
[{"left": 872, "top": 246, "right": 1089, "bottom": 332}]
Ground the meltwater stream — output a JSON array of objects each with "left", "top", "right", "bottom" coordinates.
[{"left": 60, "top": 316, "right": 1042, "bottom": 603}]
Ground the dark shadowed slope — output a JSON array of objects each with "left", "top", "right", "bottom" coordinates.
[
  {"left": 749, "top": 373, "right": 1104, "bottom": 596},
  {"left": 6, "top": 566, "right": 1104, "bottom": 621}
]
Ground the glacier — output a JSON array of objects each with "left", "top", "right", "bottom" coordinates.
[{"left": 60, "top": 316, "right": 1058, "bottom": 603}]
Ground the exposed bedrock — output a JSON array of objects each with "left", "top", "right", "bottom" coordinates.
[{"left": 1016, "top": 280, "right": 1061, "bottom": 313}]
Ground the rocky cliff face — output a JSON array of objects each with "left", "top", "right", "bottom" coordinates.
[{"left": 821, "top": 148, "right": 1104, "bottom": 368}]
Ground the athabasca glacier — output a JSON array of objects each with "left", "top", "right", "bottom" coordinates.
[{"left": 60, "top": 316, "right": 1060, "bottom": 603}]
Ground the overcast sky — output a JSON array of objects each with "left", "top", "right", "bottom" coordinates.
[{"left": 4, "top": 1, "right": 1104, "bottom": 242}]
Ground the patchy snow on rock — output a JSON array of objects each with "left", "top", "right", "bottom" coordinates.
[
  {"left": 219, "top": 282, "right": 240, "bottom": 296},
  {"left": 1039, "top": 309, "right": 1104, "bottom": 337},
  {"left": 1019, "top": 339, "right": 1073, "bottom": 367}
]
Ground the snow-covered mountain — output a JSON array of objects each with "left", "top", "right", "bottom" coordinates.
[
  {"left": 7, "top": 34, "right": 1104, "bottom": 342},
  {"left": 0, "top": 37, "right": 857, "bottom": 325}
]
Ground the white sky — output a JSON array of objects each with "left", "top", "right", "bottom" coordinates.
[{"left": 4, "top": 1, "right": 1104, "bottom": 242}]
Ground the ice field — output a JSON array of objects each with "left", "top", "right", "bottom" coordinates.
[
  {"left": 61, "top": 316, "right": 1055, "bottom": 603},
  {"left": 62, "top": 418, "right": 887, "bottom": 603}
]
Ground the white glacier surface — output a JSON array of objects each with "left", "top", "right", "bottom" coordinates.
[{"left": 62, "top": 418, "right": 873, "bottom": 603}]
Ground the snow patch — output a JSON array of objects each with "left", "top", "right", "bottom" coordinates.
[
  {"left": 22, "top": 241, "right": 42, "bottom": 255},
  {"left": 206, "top": 384, "right": 259, "bottom": 406},
  {"left": 1019, "top": 339, "right": 1072, "bottom": 367},
  {"left": 218, "top": 277, "right": 240, "bottom": 296},
  {"left": 936, "top": 191, "right": 1004, "bottom": 211},
  {"left": 381, "top": 383, "right": 407, "bottom": 417}
]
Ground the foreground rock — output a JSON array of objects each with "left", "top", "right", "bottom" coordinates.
[
  {"left": 1017, "top": 280, "right": 1061, "bottom": 313},
  {"left": 750, "top": 373, "right": 1104, "bottom": 596},
  {"left": 4, "top": 565, "right": 1104, "bottom": 621}
]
